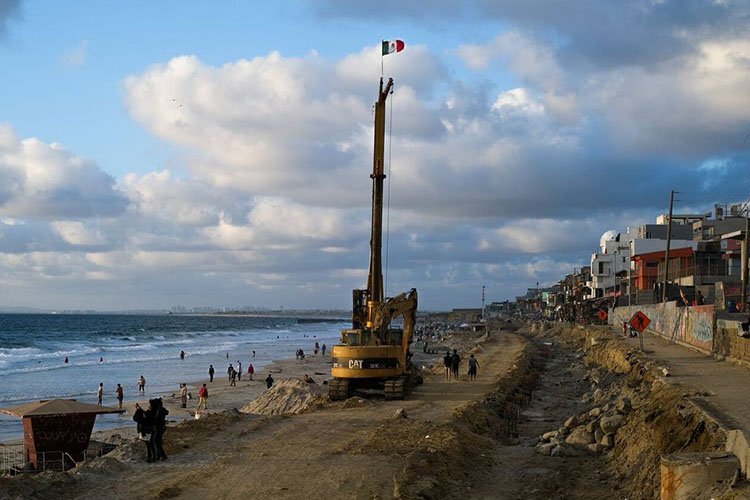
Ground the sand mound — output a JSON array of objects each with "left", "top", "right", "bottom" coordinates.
[{"left": 240, "top": 378, "right": 326, "bottom": 415}]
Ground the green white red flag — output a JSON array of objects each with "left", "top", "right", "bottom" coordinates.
[{"left": 382, "top": 39, "right": 405, "bottom": 55}]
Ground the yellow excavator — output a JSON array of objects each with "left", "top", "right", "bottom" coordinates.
[{"left": 329, "top": 78, "right": 419, "bottom": 401}]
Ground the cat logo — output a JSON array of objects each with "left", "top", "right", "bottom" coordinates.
[{"left": 348, "top": 359, "right": 363, "bottom": 369}]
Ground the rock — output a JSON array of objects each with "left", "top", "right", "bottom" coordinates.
[
  {"left": 616, "top": 397, "right": 632, "bottom": 414},
  {"left": 587, "top": 443, "right": 602, "bottom": 455},
  {"left": 586, "top": 420, "right": 600, "bottom": 434},
  {"left": 564, "top": 415, "right": 579, "bottom": 429},
  {"left": 566, "top": 427, "right": 595, "bottom": 446},
  {"left": 602, "top": 403, "right": 613, "bottom": 413},
  {"left": 395, "top": 408, "right": 408, "bottom": 419},
  {"left": 600, "top": 434, "right": 614, "bottom": 448},
  {"left": 600, "top": 414, "right": 625, "bottom": 435},
  {"left": 592, "top": 389, "right": 604, "bottom": 402},
  {"left": 556, "top": 445, "right": 581, "bottom": 457},
  {"left": 589, "top": 407, "right": 602, "bottom": 418},
  {"left": 594, "top": 428, "right": 605, "bottom": 444},
  {"left": 550, "top": 445, "right": 563, "bottom": 457},
  {"left": 542, "top": 430, "right": 559, "bottom": 442},
  {"left": 535, "top": 442, "right": 556, "bottom": 456}
]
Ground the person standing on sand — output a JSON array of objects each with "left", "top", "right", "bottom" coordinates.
[
  {"left": 115, "top": 383, "right": 124, "bottom": 409},
  {"left": 468, "top": 354, "right": 479, "bottom": 381},
  {"left": 237, "top": 361, "right": 242, "bottom": 381},
  {"left": 248, "top": 364, "right": 254, "bottom": 381},
  {"left": 266, "top": 374, "right": 274, "bottom": 389},
  {"left": 314, "top": 341, "right": 319, "bottom": 355},
  {"left": 132, "top": 402, "right": 155, "bottom": 462},
  {"left": 208, "top": 364, "right": 215, "bottom": 382},
  {"left": 227, "top": 364, "right": 234, "bottom": 382},
  {"left": 321, "top": 344, "right": 326, "bottom": 356},
  {"left": 451, "top": 349, "right": 461, "bottom": 381},
  {"left": 443, "top": 351, "right": 453, "bottom": 381},
  {"left": 151, "top": 398, "right": 169, "bottom": 461},
  {"left": 138, "top": 375, "right": 146, "bottom": 393},
  {"left": 230, "top": 367, "right": 237, "bottom": 386},
  {"left": 97, "top": 383, "right": 104, "bottom": 405},
  {"left": 180, "top": 383, "right": 188, "bottom": 408},
  {"left": 197, "top": 384, "right": 208, "bottom": 410}
]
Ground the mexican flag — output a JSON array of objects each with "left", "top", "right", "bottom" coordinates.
[{"left": 382, "top": 39, "right": 405, "bottom": 55}]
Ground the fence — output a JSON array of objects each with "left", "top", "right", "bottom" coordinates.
[{"left": 0, "top": 445, "right": 78, "bottom": 474}]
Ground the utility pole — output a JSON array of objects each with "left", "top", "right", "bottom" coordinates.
[
  {"left": 742, "top": 215, "right": 749, "bottom": 306},
  {"left": 661, "top": 190, "right": 676, "bottom": 303},
  {"left": 481, "top": 285, "right": 486, "bottom": 321}
]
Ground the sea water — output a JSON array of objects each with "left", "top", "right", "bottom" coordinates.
[{"left": 0, "top": 313, "right": 346, "bottom": 442}]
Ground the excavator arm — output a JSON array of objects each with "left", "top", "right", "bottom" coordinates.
[{"left": 372, "top": 288, "right": 418, "bottom": 354}]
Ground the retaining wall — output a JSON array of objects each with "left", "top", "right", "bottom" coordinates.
[
  {"left": 609, "top": 303, "right": 715, "bottom": 352},
  {"left": 611, "top": 304, "right": 750, "bottom": 364}
]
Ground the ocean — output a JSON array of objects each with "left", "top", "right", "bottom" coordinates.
[{"left": 0, "top": 313, "right": 346, "bottom": 442}]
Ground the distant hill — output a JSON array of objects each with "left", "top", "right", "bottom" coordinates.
[{"left": 0, "top": 306, "right": 51, "bottom": 313}]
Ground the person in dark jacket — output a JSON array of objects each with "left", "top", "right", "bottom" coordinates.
[
  {"left": 151, "top": 398, "right": 169, "bottom": 461},
  {"left": 132, "top": 402, "right": 156, "bottom": 462}
]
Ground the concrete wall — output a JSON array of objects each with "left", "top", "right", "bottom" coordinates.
[
  {"left": 609, "top": 302, "right": 715, "bottom": 352},
  {"left": 715, "top": 319, "right": 750, "bottom": 363}
]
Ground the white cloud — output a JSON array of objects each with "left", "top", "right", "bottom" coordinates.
[{"left": 51, "top": 221, "right": 106, "bottom": 246}]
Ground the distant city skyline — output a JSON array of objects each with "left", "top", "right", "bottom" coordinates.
[{"left": 1, "top": 1, "right": 750, "bottom": 310}]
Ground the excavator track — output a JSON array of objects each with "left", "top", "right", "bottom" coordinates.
[
  {"left": 384, "top": 377, "right": 407, "bottom": 400},
  {"left": 328, "top": 378, "right": 351, "bottom": 401}
]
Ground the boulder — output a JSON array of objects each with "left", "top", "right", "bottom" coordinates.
[
  {"left": 600, "top": 434, "right": 615, "bottom": 448},
  {"left": 616, "top": 397, "right": 632, "bottom": 414},
  {"left": 594, "top": 428, "right": 605, "bottom": 444},
  {"left": 592, "top": 389, "right": 605, "bottom": 402},
  {"left": 586, "top": 420, "right": 600, "bottom": 434},
  {"left": 542, "top": 430, "right": 559, "bottom": 442},
  {"left": 589, "top": 407, "right": 602, "bottom": 418},
  {"left": 600, "top": 414, "right": 625, "bottom": 435},
  {"left": 566, "top": 427, "right": 595, "bottom": 446},
  {"left": 587, "top": 443, "right": 602, "bottom": 455},
  {"left": 564, "top": 415, "right": 579, "bottom": 429},
  {"left": 535, "top": 442, "right": 556, "bottom": 456}
]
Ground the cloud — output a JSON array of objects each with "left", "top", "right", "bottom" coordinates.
[
  {"left": 0, "top": 124, "right": 129, "bottom": 218},
  {"left": 60, "top": 40, "right": 88, "bottom": 67},
  {"left": 0, "top": 0, "right": 21, "bottom": 40}
]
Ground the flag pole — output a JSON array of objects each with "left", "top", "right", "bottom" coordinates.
[{"left": 381, "top": 39, "right": 384, "bottom": 77}]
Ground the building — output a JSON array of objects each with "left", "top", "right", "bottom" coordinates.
[{"left": 588, "top": 230, "right": 630, "bottom": 299}]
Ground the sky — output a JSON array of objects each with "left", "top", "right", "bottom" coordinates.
[{"left": 1, "top": 0, "right": 750, "bottom": 311}]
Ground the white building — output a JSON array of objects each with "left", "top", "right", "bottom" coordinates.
[{"left": 587, "top": 230, "right": 631, "bottom": 299}]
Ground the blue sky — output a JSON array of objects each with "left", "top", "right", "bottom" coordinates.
[{"left": 1, "top": 0, "right": 750, "bottom": 310}]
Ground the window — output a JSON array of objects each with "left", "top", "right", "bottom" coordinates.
[{"left": 598, "top": 262, "right": 604, "bottom": 274}]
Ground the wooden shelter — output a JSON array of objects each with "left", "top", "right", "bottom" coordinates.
[{"left": 0, "top": 399, "right": 124, "bottom": 470}]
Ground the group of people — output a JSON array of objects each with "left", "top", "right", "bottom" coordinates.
[
  {"left": 132, "top": 398, "right": 169, "bottom": 463},
  {"left": 96, "top": 381, "right": 129, "bottom": 408},
  {"left": 443, "top": 349, "right": 480, "bottom": 381},
  {"left": 224, "top": 361, "right": 255, "bottom": 385}
]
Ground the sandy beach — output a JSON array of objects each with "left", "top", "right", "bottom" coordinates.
[{"left": 88, "top": 350, "right": 335, "bottom": 442}]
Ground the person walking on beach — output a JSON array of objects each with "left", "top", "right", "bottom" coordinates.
[
  {"left": 443, "top": 351, "right": 453, "bottom": 381},
  {"left": 468, "top": 354, "right": 479, "bottom": 381},
  {"left": 208, "top": 364, "right": 215, "bottom": 382},
  {"left": 115, "top": 383, "right": 124, "bottom": 409},
  {"left": 237, "top": 361, "right": 242, "bottom": 381},
  {"left": 138, "top": 375, "right": 146, "bottom": 393},
  {"left": 248, "top": 363, "right": 254, "bottom": 381},
  {"left": 314, "top": 341, "right": 319, "bottom": 355},
  {"left": 97, "top": 383, "right": 104, "bottom": 405},
  {"left": 321, "top": 343, "right": 326, "bottom": 356},
  {"left": 451, "top": 349, "right": 461, "bottom": 381},
  {"left": 197, "top": 384, "right": 208, "bottom": 410},
  {"left": 180, "top": 383, "right": 188, "bottom": 408},
  {"left": 132, "top": 402, "right": 156, "bottom": 462},
  {"left": 230, "top": 367, "right": 237, "bottom": 386},
  {"left": 266, "top": 374, "right": 274, "bottom": 389},
  {"left": 227, "top": 364, "right": 234, "bottom": 382},
  {"left": 151, "top": 398, "right": 169, "bottom": 461}
]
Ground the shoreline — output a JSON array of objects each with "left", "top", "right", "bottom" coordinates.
[
  {"left": 0, "top": 351, "right": 334, "bottom": 445},
  {"left": 88, "top": 350, "right": 334, "bottom": 442}
]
